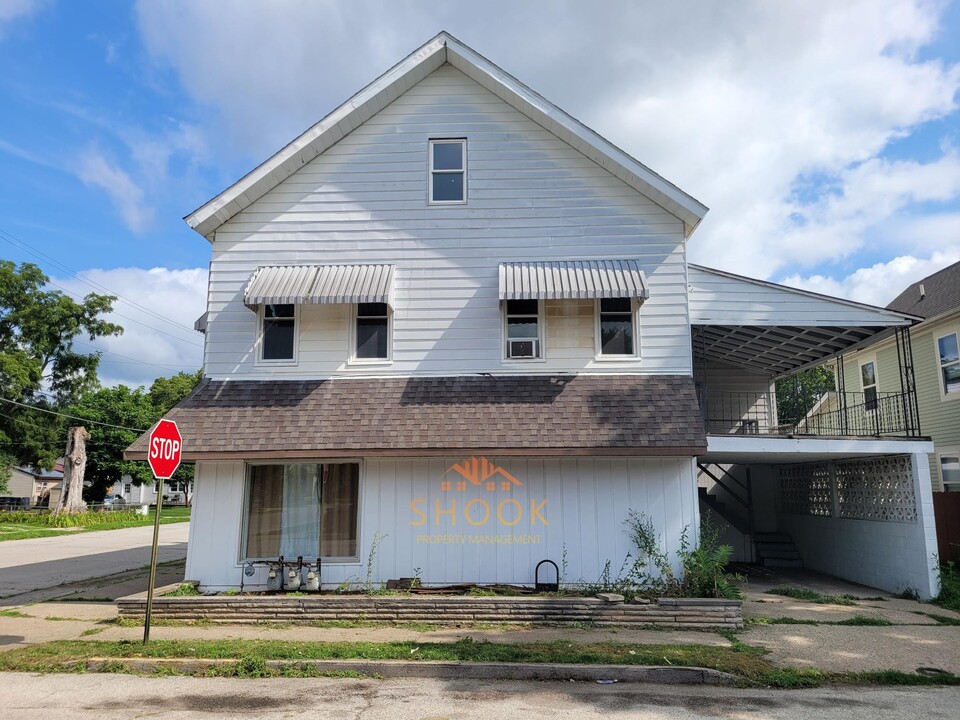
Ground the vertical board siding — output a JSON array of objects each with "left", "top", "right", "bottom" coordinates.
[
  {"left": 204, "top": 64, "right": 690, "bottom": 379},
  {"left": 187, "top": 456, "right": 697, "bottom": 591}
]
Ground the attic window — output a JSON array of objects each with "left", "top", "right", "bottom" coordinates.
[{"left": 429, "top": 139, "right": 466, "bottom": 204}]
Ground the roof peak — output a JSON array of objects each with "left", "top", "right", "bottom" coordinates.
[{"left": 184, "top": 31, "right": 707, "bottom": 240}]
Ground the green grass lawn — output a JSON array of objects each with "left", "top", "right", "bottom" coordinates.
[
  {"left": 0, "top": 506, "right": 190, "bottom": 541},
  {"left": 0, "top": 638, "right": 957, "bottom": 687}
]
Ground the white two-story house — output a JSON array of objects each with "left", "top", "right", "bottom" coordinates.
[{"left": 128, "top": 33, "right": 941, "bottom": 598}]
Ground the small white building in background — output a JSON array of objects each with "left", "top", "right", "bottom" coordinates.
[
  {"left": 127, "top": 32, "right": 940, "bottom": 598},
  {"left": 116, "top": 476, "right": 191, "bottom": 505}
]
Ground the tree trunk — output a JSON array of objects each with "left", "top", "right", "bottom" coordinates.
[{"left": 53, "top": 426, "right": 90, "bottom": 515}]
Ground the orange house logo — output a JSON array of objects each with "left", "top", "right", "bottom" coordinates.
[
  {"left": 409, "top": 456, "right": 547, "bottom": 528},
  {"left": 441, "top": 456, "right": 522, "bottom": 493}
]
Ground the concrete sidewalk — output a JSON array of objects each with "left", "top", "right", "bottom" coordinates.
[
  {"left": 1, "top": 561, "right": 959, "bottom": 676},
  {"left": 0, "top": 522, "right": 189, "bottom": 599}
]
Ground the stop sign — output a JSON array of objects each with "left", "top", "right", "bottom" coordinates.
[{"left": 148, "top": 419, "right": 183, "bottom": 480}]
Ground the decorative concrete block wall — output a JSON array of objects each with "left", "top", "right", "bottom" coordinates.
[{"left": 118, "top": 590, "right": 743, "bottom": 629}]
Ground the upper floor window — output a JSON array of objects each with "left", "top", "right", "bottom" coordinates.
[
  {"left": 597, "top": 298, "right": 636, "bottom": 357},
  {"left": 429, "top": 139, "right": 466, "bottom": 204},
  {"left": 504, "top": 299, "right": 542, "bottom": 360},
  {"left": 937, "top": 332, "right": 960, "bottom": 397},
  {"left": 354, "top": 303, "right": 390, "bottom": 361},
  {"left": 860, "top": 359, "right": 878, "bottom": 411},
  {"left": 260, "top": 303, "right": 296, "bottom": 362}
]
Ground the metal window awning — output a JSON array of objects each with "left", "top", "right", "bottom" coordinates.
[
  {"left": 499, "top": 260, "right": 649, "bottom": 301},
  {"left": 194, "top": 311, "right": 208, "bottom": 333},
  {"left": 244, "top": 265, "right": 395, "bottom": 309}
]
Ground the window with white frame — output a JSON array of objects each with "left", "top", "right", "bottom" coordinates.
[
  {"left": 860, "top": 359, "right": 878, "bottom": 411},
  {"left": 123, "top": 483, "right": 132, "bottom": 495},
  {"left": 429, "top": 139, "right": 466, "bottom": 204},
  {"left": 504, "top": 299, "right": 542, "bottom": 360},
  {"left": 937, "top": 332, "right": 960, "bottom": 396},
  {"left": 941, "top": 451, "right": 960, "bottom": 492},
  {"left": 260, "top": 303, "right": 296, "bottom": 362},
  {"left": 244, "top": 463, "right": 360, "bottom": 561},
  {"left": 354, "top": 303, "right": 390, "bottom": 361},
  {"left": 597, "top": 298, "right": 637, "bottom": 357}
]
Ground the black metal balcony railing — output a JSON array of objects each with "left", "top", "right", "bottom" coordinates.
[{"left": 700, "top": 390, "right": 921, "bottom": 438}]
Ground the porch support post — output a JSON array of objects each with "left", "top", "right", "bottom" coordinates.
[{"left": 836, "top": 355, "right": 848, "bottom": 436}]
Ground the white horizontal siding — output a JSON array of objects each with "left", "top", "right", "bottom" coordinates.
[
  {"left": 186, "top": 456, "right": 699, "bottom": 590},
  {"left": 204, "top": 64, "right": 690, "bottom": 379},
  {"left": 689, "top": 266, "right": 907, "bottom": 326}
]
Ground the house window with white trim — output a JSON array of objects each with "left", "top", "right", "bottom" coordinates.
[
  {"left": 260, "top": 303, "right": 296, "bottom": 362},
  {"left": 860, "top": 359, "right": 878, "bottom": 412},
  {"left": 504, "top": 299, "right": 542, "bottom": 360},
  {"left": 429, "top": 139, "right": 466, "bottom": 204},
  {"left": 597, "top": 298, "right": 637, "bottom": 357},
  {"left": 941, "top": 452, "right": 960, "bottom": 492},
  {"left": 243, "top": 463, "right": 360, "bottom": 560},
  {"left": 937, "top": 332, "right": 960, "bottom": 396},
  {"left": 354, "top": 303, "right": 390, "bottom": 361}
]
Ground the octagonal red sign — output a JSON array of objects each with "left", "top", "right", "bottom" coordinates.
[{"left": 148, "top": 419, "right": 182, "bottom": 480}]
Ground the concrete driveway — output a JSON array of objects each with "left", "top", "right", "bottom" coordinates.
[{"left": 0, "top": 522, "right": 189, "bottom": 599}]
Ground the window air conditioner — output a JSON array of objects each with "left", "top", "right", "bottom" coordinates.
[{"left": 508, "top": 339, "right": 538, "bottom": 359}]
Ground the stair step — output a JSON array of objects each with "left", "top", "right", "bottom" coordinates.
[
  {"left": 753, "top": 533, "right": 792, "bottom": 543},
  {"left": 757, "top": 550, "right": 801, "bottom": 560},
  {"left": 762, "top": 558, "right": 804, "bottom": 568},
  {"left": 754, "top": 542, "right": 797, "bottom": 552}
]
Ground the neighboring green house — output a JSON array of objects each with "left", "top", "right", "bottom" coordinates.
[
  {"left": 806, "top": 261, "right": 959, "bottom": 492},
  {"left": 883, "top": 261, "right": 960, "bottom": 493}
]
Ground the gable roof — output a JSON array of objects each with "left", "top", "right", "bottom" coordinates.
[
  {"left": 185, "top": 31, "right": 708, "bottom": 240},
  {"left": 885, "top": 260, "right": 960, "bottom": 320}
]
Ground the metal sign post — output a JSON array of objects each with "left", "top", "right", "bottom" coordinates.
[
  {"left": 143, "top": 484, "right": 164, "bottom": 644},
  {"left": 143, "top": 419, "right": 183, "bottom": 644}
]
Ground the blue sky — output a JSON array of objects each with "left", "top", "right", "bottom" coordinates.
[{"left": 0, "top": 0, "right": 958, "bottom": 387}]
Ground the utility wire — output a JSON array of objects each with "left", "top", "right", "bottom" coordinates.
[
  {"left": 0, "top": 397, "right": 149, "bottom": 432},
  {"left": 0, "top": 226, "right": 202, "bottom": 337}
]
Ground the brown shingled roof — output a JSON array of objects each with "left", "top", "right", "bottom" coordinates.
[
  {"left": 125, "top": 375, "right": 707, "bottom": 460},
  {"left": 886, "top": 260, "right": 960, "bottom": 319}
]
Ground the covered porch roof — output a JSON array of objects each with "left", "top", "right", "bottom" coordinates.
[{"left": 689, "top": 264, "right": 921, "bottom": 378}]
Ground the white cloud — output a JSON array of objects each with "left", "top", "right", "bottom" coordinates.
[
  {"left": 132, "top": 0, "right": 960, "bottom": 282},
  {"left": 781, "top": 249, "right": 960, "bottom": 307},
  {"left": 0, "top": 0, "right": 43, "bottom": 38},
  {"left": 55, "top": 267, "right": 208, "bottom": 389},
  {"left": 75, "top": 150, "right": 155, "bottom": 234}
]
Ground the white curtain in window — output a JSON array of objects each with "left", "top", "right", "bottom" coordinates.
[{"left": 280, "top": 464, "right": 320, "bottom": 558}]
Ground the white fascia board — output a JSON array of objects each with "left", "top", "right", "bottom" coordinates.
[
  {"left": 705, "top": 434, "right": 934, "bottom": 459},
  {"left": 185, "top": 36, "right": 448, "bottom": 240},
  {"left": 186, "top": 31, "right": 707, "bottom": 241},
  {"left": 690, "top": 264, "right": 922, "bottom": 326},
  {"left": 443, "top": 37, "right": 708, "bottom": 237}
]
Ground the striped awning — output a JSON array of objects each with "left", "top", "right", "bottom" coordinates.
[
  {"left": 499, "top": 260, "right": 649, "bottom": 301},
  {"left": 244, "top": 265, "right": 395, "bottom": 308}
]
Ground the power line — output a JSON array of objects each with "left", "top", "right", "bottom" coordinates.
[
  {"left": 38, "top": 275, "right": 204, "bottom": 349},
  {"left": 0, "top": 226, "right": 203, "bottom": 339},
  {"left": 0, "top": 397, "right": 149, "bottom": 432},
  {"left": 71, "top": 338, "right": 200, "bottom": 373}
]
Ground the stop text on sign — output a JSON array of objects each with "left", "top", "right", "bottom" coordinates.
[{"left": 150, "top": 437, "right": 181, "bottom": 460}]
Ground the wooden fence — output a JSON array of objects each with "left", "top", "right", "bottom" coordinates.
[{"left": 933, "top": 492, "right": 960, "bottom": 564}]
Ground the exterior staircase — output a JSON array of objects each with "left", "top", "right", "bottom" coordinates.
[
  {"left": 698, "top": 487, "right": 749, "bottom": 535},
  {"left": 753, "top": 532, "right": 803, "bottom": 568}
]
